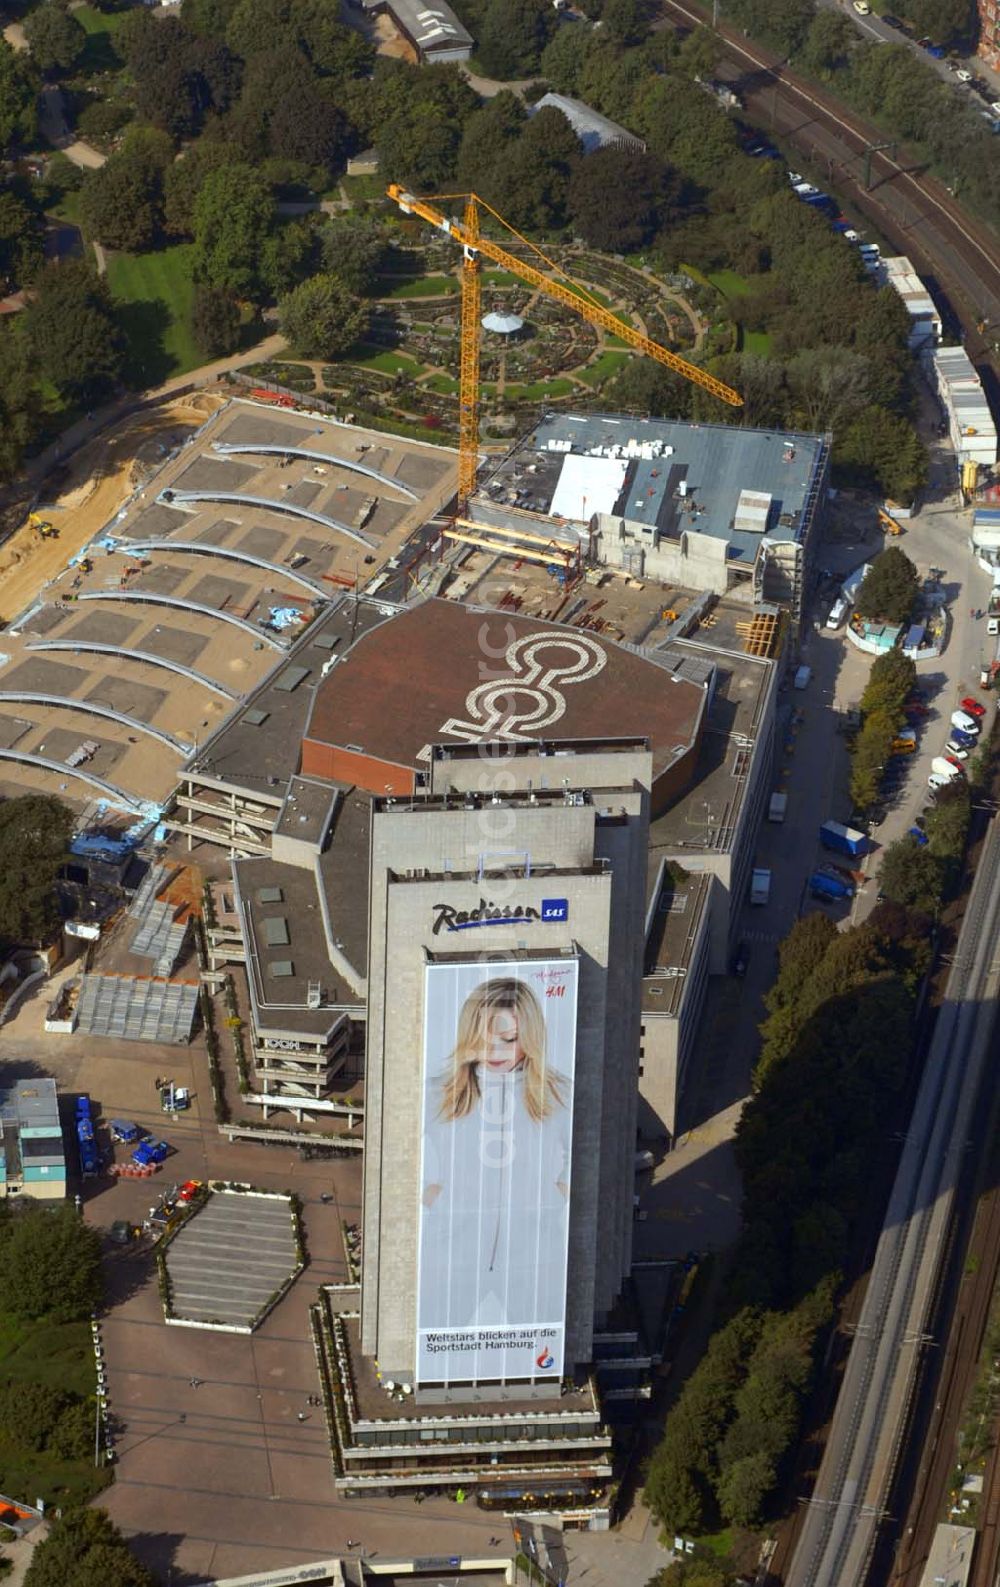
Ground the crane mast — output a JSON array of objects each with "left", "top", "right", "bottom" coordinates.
[{"left": 386, "top": 184, "right": 743, "bottom": 509}]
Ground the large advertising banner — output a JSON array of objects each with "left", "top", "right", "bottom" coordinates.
[{"left": 416, "top": 958, "right": 579, "bottom": 1385}]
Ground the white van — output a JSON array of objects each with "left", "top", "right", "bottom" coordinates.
[
  {"left": 826, "top": 597, "right": 848, "bottom": 629},
  {"left": 951, "top": 709, "right": 980, "bottom": 735}
]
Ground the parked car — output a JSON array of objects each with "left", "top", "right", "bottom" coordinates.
[
  {"left": 951, "top": 728, "right": 978, "bottom": 748},
  {"left": 882, "top": 12, "right": 902, "bottom": 25},
  {"left": 944, "top": 755, "right": 968, "bottom": 773},
  {"left": 110, "top": 1119, "right": 140, "bottom": 1143},
  {"left": 956, "top": 68, "right": 973, "bottom": 81},
  {"left": 133, "top": 1139, "right": 170, "bottom": 1167},
  {"left": 945, "top": 741, "right": 971, "bottom": 760},
  {"left": 177, "top": 1179, "right": 203, "bottom": 1204},
  {"left": 960, "top": 696, "right": 987, "bottom": 717},
  {"left": 853, "top": 0, "right": 870, "bottom": 11},
  {"left": 908, "top": 826, "right": 929, "bottom": 845},
  {"left": 951, "top": 709, "right": 981, "bottom": 735}
]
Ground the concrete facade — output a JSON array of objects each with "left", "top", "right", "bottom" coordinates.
[{"left": 361, "top": 740, "right": 651, "bottom": 1384}]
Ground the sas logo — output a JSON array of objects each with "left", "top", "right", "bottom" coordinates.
[
  {"left": 536, "top": 1350, "right": 555, "bottom": 1371},
  {"left": 540, "top": 898, "right": 569, "bottom": 922}
]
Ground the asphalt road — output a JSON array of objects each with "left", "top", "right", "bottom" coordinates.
[
  {"left": 782, "top": 813, "right": 1000, "bottom": 1587},
  {"left": 661, "top": 0, "right": 1000, "bottom": 360}
]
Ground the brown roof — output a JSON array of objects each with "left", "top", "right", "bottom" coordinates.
[{"left": 304, "top": 599, "right": 706, "bottom": 782}]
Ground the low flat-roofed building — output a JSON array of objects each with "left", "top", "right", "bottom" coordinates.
[
  {"left": 361, "top": 0, "right": 473, "bottom": 60},
  {"left": 931, "top": 345, "right": 997, "bottom": 467},
  {"left": 639, "top": 866, "right": 713, "bottom": 1144},
  {"left": 530, "top": 93, "right": 646, "bottom": 154},
  {"left": 470, "top": 411, "right": 830, "bottom": 634},
  {"left": 0, "top": 1078, "right": 65, "bottom": 1200},
  {"left": 882, "top": 256, "right": 942, "bottom": 348}
]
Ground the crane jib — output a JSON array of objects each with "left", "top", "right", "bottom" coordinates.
[{"left": 385, "top": 185, "right": 744, "bottom": 502}]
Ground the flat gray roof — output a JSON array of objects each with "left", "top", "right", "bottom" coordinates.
[
  {"left": 642, "top": 868, "right": 711, "bottom": 1015},
  {"left": 384, "top": 0, "right": 472, "bottom": 50},
  {"left": 647, "top": 636, "right": 775, "bottom": 871},
  {"left": 235, "top": 842, "right": 367, "bottom": 1031},
  {"left": 475, "top": 411, "right": 829, "bottom": 566},
  {"left": 275, "top": 775, "right": 339, "bottom": 846},
  {"left": 0, "top": 1077, "right": 60, "bottom": 1131}
]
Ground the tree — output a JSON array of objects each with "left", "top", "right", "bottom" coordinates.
[
  {"left": 80, "top": 152, "right": 163, "bottom": 251},
  {"left": 601, "top": 0, "right": 647, "bottom": 45},
  {"left": 923, "top": 782, "right": 971, "bottom": 862},
  {"left": 320, "top": 213, "right": 389, "bottom": 296},
  {"left": 0, "top": 189, "right": 45, "bottom": 290},
  {"left": 878, "top": 838, "right": 944, "bottom": 916},
  {"left": 0, "top": 322, "right": 40, "bottom": 484},
  {"left": 715, "top": 1449, "right": 775, "bottom": 1528},
  {"left": 900, "top": 0, "right": 974, "bottom": 46},
  {"left": 837, "top": 406, "right": 928, "bottom": 503},
  {"left": 192, "top": 162, "right": 274, "bottom": 299},
  {"left": 860, "top": 649, "right": 916, "bottom": 718},
  {"left": 0, "top": 795, "right": 73, "bottom": 943},
  {"left": 23, "top": 3, "right": 85, "bottom": 74},
  {"left": 644, "top": 1448, "right": 713, "bottom": 1537},
  {"left": 279, "top": 272, "right": 368, "bottom": 359},
  {"left": 568, "top": 145, "right": 672, "bottom": 252},
  {"left": 266, "top": 85, "right": 348, "bottom": 174},
  {"left": 23, "top": 1509, "right": 154, "bottom": 1587},
  {"left": 0, "top": 41, "right": 38, "bottom": 154},
  {"left": 258, "top": 218, "right": 315, "bottom": 299},
  {"left": 191, "top": 284, "right": 242, "bottom": 355},
  {"left": 855, "top": 547, "right": 919, "bottom": 625},
  {"left": 476, "top": 0, "right": 555, "bottom": 79},
  {"left": 51, "top": 1397, "right": 96, "bottom": 1460},
  {"left": 27, "top": 260, "right": 124, "bottom": 402},
  {"left": 0, "top": 1202, "right": 102, "bottom": 1320},
  {"left": 0, "top": 1381, "right": 69, "bottom": 1451},
  {"left": 785, "top": 347, "right": 869, "bottom": 434},
  {"left": 800, "top": 10, "right": 855, "bottom": 75},
  {"left": 163, "top": 140, "right": 244, "bottom": 237}
]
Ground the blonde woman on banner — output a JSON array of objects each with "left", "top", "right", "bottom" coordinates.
[{"left": 419, "top": 971, "right": 575, "bottom": 1346}]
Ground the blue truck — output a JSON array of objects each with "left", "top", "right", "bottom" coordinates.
[
  {"left": 819, "top": 820, "right": 868, "bottom": 859},
  {"left": 810, "top": 870, "right": 855, "bottom": 901},
  {"left": 76, "top": 1095, "right": 99, "bottom": 1178}
]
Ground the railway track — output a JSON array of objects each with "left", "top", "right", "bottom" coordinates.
[
  {"left": 660, "top": 0, "right": 1000, "bottom": 368},
  {"left": 777, "top": 817, "right": 1000, "bottom": 1587}
]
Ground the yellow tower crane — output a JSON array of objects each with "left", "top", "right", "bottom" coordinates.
[{"left": 386, "top": 185, "right": 743, "bottom": 508}]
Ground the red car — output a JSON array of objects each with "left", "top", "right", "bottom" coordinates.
[
  {"left": 944, "top": 755, "right": 968, "bottom": 773},
  {"left": 960, "top": 696, "right": 986, "bottom": 718},
  {"left": 177, "top": 1179, "right": 203, "bottom": 1204}
]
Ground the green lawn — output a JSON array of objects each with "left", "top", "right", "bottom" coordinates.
[
  {"left": 73, "top": 3, "right": 125, "bottom": 72},
  {"left": 0, "top": 1315, "right": 110, "bottom": 1508},
  {"left": 378, "top": 273, "right": 457, "bottom": 300},
  {"left": 503, "top": 377, "right": 576, "bottom": 400},
  {"left": 422, "top": 373, "right": 459, "bottom": 395},
  {"left": 741, "top": 328, "right": 773, "bottom": 355},
  {"left": 576, "top": 349, "right": 631, "bottom": 387},
  {"left": 347, "top": 344, "right": 425, "bottom": 375},
  {"left": 708, "top": 268, "right": 751, "bottom": 298},
  {"left": 481, "top": 269, "right": 519, "bottom": 287},
  {"left": 106, "top": 244, "right": 200, "bottom": 383}
]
